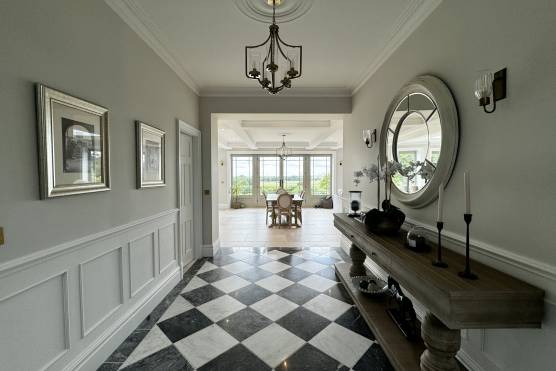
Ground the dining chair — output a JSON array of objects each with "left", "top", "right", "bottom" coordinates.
[
  {"left": 276, "top": 188, "right": 286, "bottom": 194},
  {"left": 293, "top": 190, "right": 304, "bottom": 225},
  {"left": 276, "top": 193, "right": 293, "bottom": 227},
  {"left": 262, "top": 191, "right": 275, "bottom": 225}
]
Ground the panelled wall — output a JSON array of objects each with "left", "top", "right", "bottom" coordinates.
[
  {"left": 0, "top": 1, "right": 198, "bottom": 370},
  {"left": 342, "top": 0, "right": 556, "bottom": 370}
]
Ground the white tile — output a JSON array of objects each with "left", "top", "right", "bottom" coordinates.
[
  {"left": 243, "top": 323, "right": 305, "bottom": 368},
  {"left": 197, "top": 295, "right": 246, "bottom": 322},
  {"left": 222, "top": 261, "right": 253, "bottom": 274},
  {"left": 298, "top": 275, "right": 337, "bottom": 292},
  {"left": 303, "top": 294, "right": 351, "bottom": 321},
  {"left": 309, "top": 323, "right": 374, "bottom": 367},
  {"left": 174, "top": 324, "right": 238, "bottom": 368},
  {"left": 197, "top": 261, "right": 218, "bottom": 274},
  {"left": 181, "top": 276, "right": 208, "bottom": 293},
  {"left": 296, "top": 261, "right": 328, "bottom": 273},
  {"left": 157, "top": 296, "right": 194, "bottom": 323},
  {"left": 265, "top": 250, "right": 289, "bottom": 260},
  {"left": 293, "top": 251, "right": 320, "bottom": 259},
  {"left": 250, "top": 294, "right": 298, "bottom": 321},
  {"left": 211, "top": 275, "right": 250, "bottom": 293},
  {"left": 120, "top": 326, "right": 172, "bottom": 368},
  {"left": 255, "top": 275, "right": 294, "bottom": 293},
  {"left": 328, "top": 251, "right": 343, "bottom": 260},
  {"left": 259, "top": 261, "right": 291, "bottom": 273},
  {"left": 228, "top": 251, "right": 256, "bottom": 261}
]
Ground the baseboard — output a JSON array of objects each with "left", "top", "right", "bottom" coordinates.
[
  {"left": 202, "top": 239, "right": 220, "bottom": 257},
  {"left": 67, "top": 268, "right": 180, "bottom": 371}
]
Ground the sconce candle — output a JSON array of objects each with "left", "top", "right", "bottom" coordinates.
[
  {"left": 464, "top": 171, "right": 471, "bottom": 214},
  {"left": 437, "top": 183, "right": 444, "bottom": 222}
]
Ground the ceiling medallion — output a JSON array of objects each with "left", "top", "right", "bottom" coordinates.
[
  {"left": 244, "top": 0, "right": 303, "bottom": 95},
  {"left": 234, "top": 0, "right": 314, "bottom": 24}
]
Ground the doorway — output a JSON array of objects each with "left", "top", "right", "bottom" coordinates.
[{"left": 177, "top": 120, "right": 202, "bottom": 272}]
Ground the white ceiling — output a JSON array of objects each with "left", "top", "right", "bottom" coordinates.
[
  {"left": 217, "top": 114, "right": 344, "bottom": 150},
  {"left": 106, "top": 0, "right": 441, "bottom": 95}
]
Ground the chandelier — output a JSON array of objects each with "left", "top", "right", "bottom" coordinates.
[
  {"left": 245, "top": 0, "right": 303, "bottom": 95},
  {"left": 276, "top": 134, "right": 292, "bottom": 160}
]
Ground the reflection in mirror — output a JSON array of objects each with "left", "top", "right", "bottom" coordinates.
[{"left": 386, "top": 93, "right": 442, "bottom": 194}]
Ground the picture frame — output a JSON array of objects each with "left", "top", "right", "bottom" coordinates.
[
  {"left": 36, "top": 84, "right": 110, "bottom": 199},
  {"left": 136, "top": 121, "right": 166, "bottom": 188}
]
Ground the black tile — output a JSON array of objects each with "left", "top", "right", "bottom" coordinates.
[
  {"left": 105, "top": 330, "right": 149, "bottom": 362},
  {"left": 275, "top": 344, "right": 349, "bottom": 371},
  {"left": 97, "top": 363, "right": 121, "bottom": 371},
  {"left": 276, "top": 267, "right": 313, "bottom": 282},
  {"left": 353, "top": 343, "right": 394, "bottom": 371},
  {"left": 314, "top": 256, "right": 339, "bottom": 266},
  {"left": 197, "top": 268, "right": 234, "bottom": 283},
  {"left": 316, "top": 267, "right": 340, "bottom": 282},
  {"left": 276, "top": 307, "right": 330, "bottom": 341},
  {"left": 181, "top": 285, "right": 225, "bottom": 306},
  {"left": 120, "top": 345, "right": 193, "bottom": 371},
  {"left": 158, "top": 309, "right": 212, "bottom": 342},
  {"left": 217, "top": 307, "right": 273, "bottom": 341},
  {"left": 276, "top": 283, "right": 320, "bottom": 305},
  {"left": 277, "top": 254, "right": 306, "bottom": 266},
  {"left": 198, "top": 344, "right": 270, "bottom": 371},
  {"left": 322, "top": 283, "right": 354, "bottom": 304},
  {"left": 208, "top": 255, "right": 239, "bottom": 266},
  {"left": 235, "top": 267, "right": 273, "bottom": 282},
  {"left": 227, "top": 284, "right": 273, "bottom": 306},
  {"left": 268, "top": 247, "right": 300, "bottom": 254},
  {"left": 335, "top": 306, "right": 375, "bottom": 340}
]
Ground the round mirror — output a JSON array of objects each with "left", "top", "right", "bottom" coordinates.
[{"left": 380, "top": 76, "right": 459, "bottom": 208}]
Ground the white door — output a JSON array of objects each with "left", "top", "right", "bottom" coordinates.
[{"left": 180, "top": 133, "right": 194, "bottom": 267}]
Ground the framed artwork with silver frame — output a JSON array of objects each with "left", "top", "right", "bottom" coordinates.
[
  {"left": 136, "top": 121, "right": 166, "bottom": 188},
  {"left": 36, "top": 84, "right": 110, "bottom": 199}
]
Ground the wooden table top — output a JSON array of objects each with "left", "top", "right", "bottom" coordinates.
[
  {"left": 334, "top": 213, "right": 544, "bottom": 329},
  {"left": 265, "top": 193, "right": 303, "bottom": 202}
]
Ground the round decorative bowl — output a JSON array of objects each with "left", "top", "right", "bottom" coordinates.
[{"left": 352, "top": 275, "right": 388, "bottom": 296}]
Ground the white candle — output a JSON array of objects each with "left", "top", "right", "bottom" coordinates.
[
  {"left": 464, "top": 170, "right": 471, "bottom": 214},
  {"left": 437, "top": 183, "right": 444, "bottom": 222}
]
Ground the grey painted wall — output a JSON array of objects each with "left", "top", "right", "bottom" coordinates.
[
  {"left": 0, "top": 0, "right": 198, "bottom": 262},
  {"left": 344, "top": 0, "right": 556, "bottom": 370},
  {"left": 199, "top": 96, "right": 352, "bottom": 247}
]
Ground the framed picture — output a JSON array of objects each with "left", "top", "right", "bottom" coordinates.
[
  {"left": 36, "top": 84, "right": 110, "bottom": 199},
  {"left": 136, "top": 121, "right": 166, "bottom": 188}
]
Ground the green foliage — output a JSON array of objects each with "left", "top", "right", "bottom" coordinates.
[
  {"left": 232, "top": 175, "right": 252, "bottom": 195},
  {"left": 312, "top": 174, "right": 331, "bottom": 195}
]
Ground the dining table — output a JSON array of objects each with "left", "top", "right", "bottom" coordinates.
[{"left": 265, "top": 193, "right": 303, "bottom": 227}]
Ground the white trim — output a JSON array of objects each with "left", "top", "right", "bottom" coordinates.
[
  {"left": 0, "top": 209, "right": 178, "bottom": 279},
  {"left": 202, "top": 239, "right": 220, "bottom": 257},
  {"left": 351, "top": 0, "right": 442, "bottom": 94},
  {"left": 104, "top": 0, "right": 200, "bottom": 95}
]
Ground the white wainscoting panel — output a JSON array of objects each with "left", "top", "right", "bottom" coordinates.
[{"left": 0, "top": 209, "right": 182, "bottom": 371}]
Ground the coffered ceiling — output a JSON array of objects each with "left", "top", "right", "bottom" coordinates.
[{"left": 106, "top": 0, "right": 441, "bottom": 96}]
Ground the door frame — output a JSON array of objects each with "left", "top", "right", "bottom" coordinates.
[{"left": 176, "top": 119, "right": 202, "bottom": 275}]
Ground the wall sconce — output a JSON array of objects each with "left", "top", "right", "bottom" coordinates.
[
  {"left": 474, "top": 68, "right": 507, "bottom": 113},
  {"left": 363, "top": 129, "right": 377, "bottom": 148}
]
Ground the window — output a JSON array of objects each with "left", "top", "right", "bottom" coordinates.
[
  {"left": 284, "top": 156, "right": 304, "bottom": 194},
  {"left": 310, "top": 156, "right": 331, "bottom": 195},
  {"left": 259, "top": 156, "right": 280, "bottom": 194},
  {"left": 231, "top": 156, "right": 252, "bottom": 195}
]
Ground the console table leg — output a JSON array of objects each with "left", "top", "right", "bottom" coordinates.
[
  {"left": 349, "top": 244, "right": 367, "bottom": 277},
  {"left": 420, "top": 312, "right": 461, "bottom": 371}
]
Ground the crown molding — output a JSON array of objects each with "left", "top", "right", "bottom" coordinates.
[
  {"left": 104, "top": 0, "right": 200, "bottom": 95},
  {"left": 351, "top": 0, "right": 443, "bottom": 94},
  {"left": 200, "top": 86, "right": 352, "bottom": 98}
]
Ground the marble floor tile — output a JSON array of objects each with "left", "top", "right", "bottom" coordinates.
[
  {"left": 210, "top": 275, "right": 250, "bottom": 293},
  {"left": 221, "top": 261, "right": 253, "bottom": 274},
  {"left": 174, "top": 324, "right": 238, "bottom": 368},
  {"left": 353, "top": 343, "right": 394, "bottom": 371},
  {"left": 227, "top": 283, "right": 273, "bottom": 306},
  {"left": 295, "top": 260, "right": 328, "bottom": 273},
  {"left": 120, "top": 345, "right": 193, "bottom": 371},
  {"left": 275, "top": 343, "right": 349, "bottom": 371},
  {"left": 276, "top": 307, "right": 330, "bottom": 341},
  {"left": 276, "top": 267, "right": 313, "bottom": 282},
  {"left": 120, "top": 326, "right": 172, "bottom": 368},
  {"left": 250, "top": 294, "right": 299, "bottom": 321},
  {"left": 235, "top": 267, "right": 274, "bottom": 282},
  {"left": 197, "top": 268, "right": 234, "bottom": 283},
  {"left": 180, "top": 276, "right": 208, "bottom": 293},
  {"left": 157, "top": 308, "right": 213, "bottom": 343},
  {"left": 197, "top": 295, "right": 246, "bottom": 322},
  {"left": 198, "top": 344, "right": 271, "bottom": 371},
  {"left": 335, "top": 306, "right": 375, "bottom": 340},
  {"left": 265, "top": 250, "right": 290, "bottom": 260},
  {"left": 105, "top": 330, "right": 148, "bottom": 363},
  {"left": 243, "top": 323, "right": 305, "bottom": 368},
  {"left": 316, "top": 267, "right": 340, "bottom": 282},
  {"left": 197, "top": 261, "right": 219, "bottom": 274},
  {"left": 277, "top": 254, "right": 306, "bottom": 266},
  {"left": 276, "top": 283, "right": 321, "bottom": 305},
  {"left": 181, "top": 285, "right": 225, "bottom": 306},
  {"left": 322, "top": 283, "right": 354, "bottom": 304},
  {"left": 259, "top": 260, "right": 291, "bottom": 273},
  {"left": 309, "top": 323, "right": 374, "bottom": 368},
  {"left": 157, "top": 295, "right": 194, "bottom": 323},
  {"left": 303, "top": 294, "right": 352, "bottom": 321},
  {"left": 255, "top": 274, "right": 294, "bottom": 293},
  {"left": 298, "top": 274, "right": 338, "bottom": 292},
  {"left": 216, "top": 307, "right": 272, "bottom": 341}
]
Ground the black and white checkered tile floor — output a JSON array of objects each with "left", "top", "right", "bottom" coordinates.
[{"left": 98, "top": 247, "right": 394, "bottom": 371}]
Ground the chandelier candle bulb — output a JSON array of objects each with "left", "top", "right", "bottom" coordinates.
[
  {"left": 437, "top": 183, "right": 444, "bottom": 222},
  {"left": 464, "top": 170, "right": 471, "bottom": 214}
]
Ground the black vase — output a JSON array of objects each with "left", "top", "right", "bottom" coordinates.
[{"left": 364, "top": 200, "right": 405, "bottom": 235}]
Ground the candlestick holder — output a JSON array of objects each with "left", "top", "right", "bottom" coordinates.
[
  {"left": 458, "top": 213, "right": 478, "bottom": 280},
  {"left": 432, "top": 221, "right": 448, "bottom": 268}
]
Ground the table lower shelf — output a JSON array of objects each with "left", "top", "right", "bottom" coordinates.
[{"left": 335, "top": 262, "right": 425, "bottom": 371}]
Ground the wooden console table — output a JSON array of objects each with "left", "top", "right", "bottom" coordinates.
[{"left": 334, "top": 213, "right": 544, "bottom": 371}]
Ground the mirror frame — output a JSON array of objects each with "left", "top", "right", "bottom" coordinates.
[{"left": 380, "top": 75, "right": 459, "bottom": 208}]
